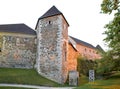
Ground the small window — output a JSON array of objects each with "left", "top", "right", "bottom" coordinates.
[
  {"left": 0, "top": 48, "right": 1, "bottom": 52},
  {"left": 49, "top": 21, "right": 52, "bottom": 24}
]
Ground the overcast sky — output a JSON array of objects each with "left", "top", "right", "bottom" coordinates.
[{"left": 0, "top": 0, "right": 113, "bottom": 50}]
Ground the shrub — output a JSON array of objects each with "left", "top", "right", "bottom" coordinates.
[{"left": 77, "top": 57, "right": 97, "bottom": 76}]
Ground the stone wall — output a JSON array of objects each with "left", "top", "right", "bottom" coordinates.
[
  {"left": 36, "top": 15, "right": 69, "bottom": 84},
  {"left": 36, "top": 15, "right": 63, "bottom": 83},
  {"left": 0, "top": 33, "right": 36, "bottom": 68}
]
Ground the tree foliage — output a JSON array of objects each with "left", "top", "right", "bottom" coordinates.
[
  {"left": 96, "top": 0, "right": 120, "bottom": 74},
  {"left": 101, "top": 0, "right": 120, "bottom": 59},
  {"left": 96, "top": 51, "right": 115, "bottom": 74},
  {"left": 101, "top": 0, "right": 119, "bottom": 14},
  {"left": 77, "top": 57, "right": 97, "bottom": 76},
  {"left": 96, "top": 50, "right": 120, "bottom": 79},
  {"left": 104, "top": 15, "right": 120, "bottom": 58}
]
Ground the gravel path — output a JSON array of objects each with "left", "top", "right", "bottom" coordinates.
[{"left": 0, "top": 84, "right": 74, "bottom": 89}]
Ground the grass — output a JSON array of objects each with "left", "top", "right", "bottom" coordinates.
[
  {"left": 1, "top": 68, "right": 120, "bottom": 89},
  {"left": 78, "top": 74, "right": 89, "bottom": 86},
  {"left": 0, "top": 68, "right": 62, "bottom": 87},
  {"left": 76, "top": 71, "right": 120, "bottom": 89}
]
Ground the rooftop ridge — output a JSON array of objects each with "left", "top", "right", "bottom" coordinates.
[{"left": 69, "top": 36, "right": 95, "bottom": 49}]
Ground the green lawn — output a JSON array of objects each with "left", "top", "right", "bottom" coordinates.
[
  {"left": 0, "top": 68, "right": 62, "bottom": 87},
  {"left": 78, "top": 74, "right": 89, "bottom": 86},
  {"left": 76, "top": 71, "right": 120, "bottom": 89},
  {"left": 1, "top": 68, "right": 120, "bottom": 89}
]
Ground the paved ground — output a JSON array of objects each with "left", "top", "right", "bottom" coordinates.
[{"left": 0, "top": 84, "right": 74, "bottom": 89}]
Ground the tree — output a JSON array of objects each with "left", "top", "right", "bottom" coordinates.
[
  {"left": 100, "top": 0, "right": 120, "bottom": 71},
  {"left": 101, "top": 0, "right": 119, "bottom": 14},
  {"left": 96, "top": 51, "right": 115, "bottom": 75},
  {"left": 101, "top": 0, "right": 120, "bottom": 60},
  {"left": 77, "top": 57, "right": 97, "bottom": 76}
]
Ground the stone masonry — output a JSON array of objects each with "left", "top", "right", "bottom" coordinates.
[
  {"left": 36, "top": 14, "right": 69, "bottom": 84},
  {"left": 0, "top": 33, "right": 36, "bottom": 68}
]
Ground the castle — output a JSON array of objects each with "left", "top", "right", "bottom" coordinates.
[{"left": 0, "top": 6, "right": 102, "bottom": 84}]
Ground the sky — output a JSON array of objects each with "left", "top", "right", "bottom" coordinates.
[{"left": 0, "top": 0, "right": 113, "bottom": 50}]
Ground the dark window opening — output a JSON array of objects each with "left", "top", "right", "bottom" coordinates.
[
  {"left": 49, "top": 21, "right": 52, "bottom": 24},
  {"left": 0, "top": 48, "right": 2, "bottom": 52}
]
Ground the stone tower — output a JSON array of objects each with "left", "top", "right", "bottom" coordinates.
[{"left": 36, "top": 6, "right": 69, "bottom": 84}]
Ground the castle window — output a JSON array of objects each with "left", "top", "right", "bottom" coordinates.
[
  {"left": 0, "top": 48, "right": 1, "bottom": 52},
  {"left": 49, "top": 21, "right": 52, "bottom": 24}
]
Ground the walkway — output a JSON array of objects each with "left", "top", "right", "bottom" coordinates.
[{"left": 0, "top": 84, "right": 74, "bottom": 89}]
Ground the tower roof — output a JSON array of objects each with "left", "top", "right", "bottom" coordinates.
[
  {"left": 39, "top": 6, "right": 62, "bottom": 19},
  {"left": 36, "top": 6, "right": 69, "bottom": 29}
]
